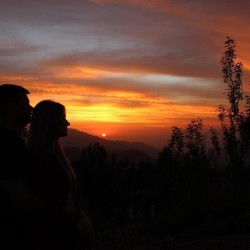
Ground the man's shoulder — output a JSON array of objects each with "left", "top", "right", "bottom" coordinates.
[
  {"left": 0, "top": 126, "right": 27, "bottom": 178},
  {"left": 0, "top": 126, "right": 16, "bottom": 139},
  {"left": 0, "top": 126, "right": 24, "bottom": 145}
]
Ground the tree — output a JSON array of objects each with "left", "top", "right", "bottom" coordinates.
[
  {"left": 168, "top": 126, "right": 185, "bottom": 160},
  {"left": 184, "top": 118, "right": 206, "bottom": 160},
  {"left": 209, "top": 127, "right": 221, "bottom": 168},
  {"left": 218, "top": 37, "right": 245, "bottom": 167}
]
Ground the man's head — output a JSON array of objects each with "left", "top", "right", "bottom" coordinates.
[{"left": 0, "top": 84, "right": 33, "bottom": 130}]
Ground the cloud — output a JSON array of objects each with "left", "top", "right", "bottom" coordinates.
[{"left": 0, "top": 0, "right": 249, "bottom": 146}]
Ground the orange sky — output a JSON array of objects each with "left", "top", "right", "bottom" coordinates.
[{"left": 1, "top": 0, "right": 250, "bottom": 148}]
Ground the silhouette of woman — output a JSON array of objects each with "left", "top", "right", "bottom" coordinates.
[{"left": 27, "top": 100, "right": 93, "bottom": 250}]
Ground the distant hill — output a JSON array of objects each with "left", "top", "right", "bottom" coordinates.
[{"left": 61, "top": 128, "right": 161, "bottom": 162}]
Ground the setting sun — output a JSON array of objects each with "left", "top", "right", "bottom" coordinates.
[{"left": 102, "top": 133, "right": 107, "bottom": 137}]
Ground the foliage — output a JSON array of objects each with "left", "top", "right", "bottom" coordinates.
[
  {"left": 218, "top": 37, "right": 250, "bottom": 167},
  {"left": 69, "top": 37, "right": 250, "bottom": 244}
]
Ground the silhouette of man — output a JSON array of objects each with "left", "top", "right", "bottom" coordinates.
[{"left": 0, "top": 84, "right": 36, "bottom": 249}]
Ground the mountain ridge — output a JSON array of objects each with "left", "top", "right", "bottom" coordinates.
[{"left": 61, "top": 128, "right": 161, "bottom": 160}]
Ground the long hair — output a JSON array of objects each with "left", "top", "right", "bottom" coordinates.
[{"left": 28, "top": 100, "right": 77, "bottom": 187}]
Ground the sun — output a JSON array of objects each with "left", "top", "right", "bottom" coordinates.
[{"left": 101, "top": 133, "right": 107, "bottom": 137}]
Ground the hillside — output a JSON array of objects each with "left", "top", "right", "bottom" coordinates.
[{"left": 61, "top": 128, "right": 161, "bottom": 161}]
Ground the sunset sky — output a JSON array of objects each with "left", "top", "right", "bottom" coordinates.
[{"left": 1, "top": 0, "right": 250, "bottom": 148}]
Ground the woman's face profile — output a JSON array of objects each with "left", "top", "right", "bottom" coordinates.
[{"left": 55, "top": 111, "right": 70, "bottom": 138}]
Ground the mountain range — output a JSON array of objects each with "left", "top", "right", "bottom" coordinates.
[{"left": 61, "top": 128, "right": 161, "bottom": 163}]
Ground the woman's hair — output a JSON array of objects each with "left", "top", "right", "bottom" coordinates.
[
  {"left": 28, "top": 100, "right": 77, "bottom": 185},
  {"left": 30, "top": 100, "right": 65, "bottom": 140}
]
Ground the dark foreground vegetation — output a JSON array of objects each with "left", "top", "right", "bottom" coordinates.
[{"left": 71, "top": 37, "right": 250, "bottom": 249}]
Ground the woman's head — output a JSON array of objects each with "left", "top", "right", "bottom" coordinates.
[
  {"left": 30, "top": 100, "right": 70, "bottom": 140},
  {"left": 28, "top": 100, "right": 76, "bottom": 189}
]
